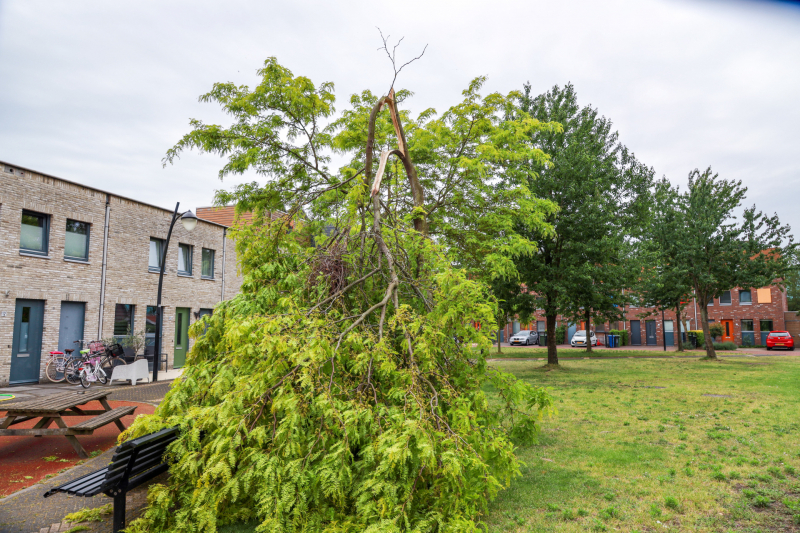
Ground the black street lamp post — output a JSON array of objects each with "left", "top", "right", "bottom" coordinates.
[{"left": 153, "top": 202, "right": 197, "bottom": 382}]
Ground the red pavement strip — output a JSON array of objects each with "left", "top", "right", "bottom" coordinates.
[{"left": 0, "top": 400, "right": 155, "bottom": 497}]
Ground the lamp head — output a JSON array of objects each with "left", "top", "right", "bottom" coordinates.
[{"left": 180, "top": 210, "right": 198, "bottom": 232}]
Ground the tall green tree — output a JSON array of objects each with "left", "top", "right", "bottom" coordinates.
[
  {"left": 124, "top": 58, "right": 555, "bottom": 532},
  {"left": 514, "top": 83, "right": 654, "bottom": 364},
  {"left": 636, "top": 178, "right": 694, "bottom": 351},
  {"left": 676, "top": 167, "right": 796, "bottom": 359}
]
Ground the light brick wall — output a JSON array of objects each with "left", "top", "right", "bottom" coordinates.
[{"left": 0, "top": 163, "right": 242, "bottom": 386}]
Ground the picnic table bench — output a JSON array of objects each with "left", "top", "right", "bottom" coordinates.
[
  {"left": 0, "top": 390, "right": 135, "bottom": 458},
  {"left": 44, "top": 426, "right": 179, "bottom": 533}
]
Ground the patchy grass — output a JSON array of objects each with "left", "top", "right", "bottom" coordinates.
[{"left": 486, "top": 356, "right": 800, "bottom": 532}]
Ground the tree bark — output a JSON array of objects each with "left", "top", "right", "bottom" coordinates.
[
  {"left": 699, "top": 302, "right": 717, "bottom": 359},
  {"left": 675, "top": 304, "right": 684, "bottom": 352},
  {"left": 497, "top": 327, "right": 503, "bottom": 354},
  {"left": 546, "top": 312, "right": 559, "bottom": 366},
  {"left": 585, "top": 308, "right": 593, "bottom": 354}
]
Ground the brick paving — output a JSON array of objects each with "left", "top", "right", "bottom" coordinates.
[{"left": 0, "top": 380, "right": 174, "bottom": 533}]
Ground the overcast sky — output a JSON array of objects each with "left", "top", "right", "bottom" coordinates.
[{"left": 1, "top": 0, "right": 798, "bottom": 232}]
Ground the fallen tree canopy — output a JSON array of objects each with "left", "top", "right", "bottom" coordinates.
[{"left": 122, "top": 55, "right": 554, "bottom": 533}]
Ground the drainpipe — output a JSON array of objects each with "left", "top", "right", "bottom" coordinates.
[
  {"left": 220, "top": 227, "right": 226, "bottom": 301},
  {"left": 98, "top": 194, "right": 111, "bottom": 339}
]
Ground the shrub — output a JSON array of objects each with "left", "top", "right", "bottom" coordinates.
[
  {"left": 687, "top": 330, "right": 705, "bottom": 348},
  {"left": 555, "top": 324, "right": 568, "bottom": 344},
  {"left": 713, "top": 341, "right": 738, "bottom": 351},
  {"left": 709, "top": 323, "right": 724, "bottom": 340},
  {"left": 609, "top": 329, "right": 629, "bottom": 346}
]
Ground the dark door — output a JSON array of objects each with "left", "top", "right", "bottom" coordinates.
[
  {"left": 173, "top": 307, "right": 190, "bottom": 368},
  {"left": 646, "top": 320, "right": 657, "bottom": 345},
  {"left": 11, "top": 299, "right": 45, "bottom": 384},
  {"left": 630, "top": 320, "right": 641, "bottom": 345},
  {"left": 58, "top": 301, "right": 85, "bottom": 354}
]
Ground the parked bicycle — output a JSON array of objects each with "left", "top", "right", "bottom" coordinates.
[{"left": 44, "top": 341, "right": 82, "bottom": 383}]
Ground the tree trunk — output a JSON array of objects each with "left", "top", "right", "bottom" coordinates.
[
  {"left": 699, "top": 303, "right": 717, "bottom": 359},
  {"left": 585, "top": 308, "right": 592, "bottom": 354},
  {"left": 497, "top": 327, "right": 503, "bottom": 354},
  {"left": 675, "top": 304, "right": 684, "bottom": 352},
  {"left": 546, "top": 313, "right": 559, "bottom": 365}
]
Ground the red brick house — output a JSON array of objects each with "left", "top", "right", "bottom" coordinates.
[{"left": 502, "top": 284, "right": 792, "bottom": 347}]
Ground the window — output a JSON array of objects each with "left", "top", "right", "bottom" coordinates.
[
  {"left": 113, "top": 304, "right": 135, "bottom": 338},
  {"left": 741, "top": 319, "right": 755, "bottom": 347},
  {"left": 20, "top": 210, "right": 49, "bottom": 255},
  {"left": 65, "top": 219, "right": 90, "bottom": 261},
  {"left": 720, "top": 291, "right": 732, "bottom": 305},
  {"left": 756, "top": 288, "right": 772, "bottom": 304},
  {"left": 18, "top": 306, "right": 31, "bottom": 352},
  {"left": 201, "top": 248, "right": 215, "bottom": 279},
  {"left": 145, "top": 305, "right": 157, "bottom": 355},
  {"left": 760, "top": 319, "right": 773, "bottom": 333},
  {"left": 537, "top": 321, "right": 545, "bottom": 333},
  {"left": 707, "top": 297, "right": 714, "bottom": 307},
  {"left": 739, "top": 289, "right": 752, "bottom": 304},
  {"left": 149, "top": 238, "right": 164, "bottom": 272},
  {"left": 178, "top": 244, "right": 193, "bottom": 276},
  {"left": 596, "top": 322, "right": 606, "bottom": 333}
]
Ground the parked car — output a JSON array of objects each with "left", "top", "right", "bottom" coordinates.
[
  {"left": 570, "top": 330, "right": 597, "bottom": 347},
  {"left": 509, "top": 330, "right": 540, "bottom": 346},
  {"left": 766, "top": 331, "right": 794, "bottom": 351}
]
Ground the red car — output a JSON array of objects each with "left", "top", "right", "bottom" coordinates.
[{"left": 766, "top": 331, "right": 795, "bottom": 351}]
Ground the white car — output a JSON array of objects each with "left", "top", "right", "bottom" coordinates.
[
  {"left": 509, "top": 330, "right": 540, "bottom": 346},
  {"left": 570, "top": 330, "right": 597, "bottom": 347}
]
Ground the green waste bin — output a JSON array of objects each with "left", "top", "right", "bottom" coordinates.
[{"left": 538, "top": 333, "right": 547, "bottom": 347}]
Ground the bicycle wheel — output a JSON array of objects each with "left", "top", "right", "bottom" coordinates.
[
  {"left": 97, "top": 367, "right": 108, "bottom": 385},
  {"left": 100, "top": 355, "right": 126, "bottom": 376},
  {"left": 45, "top": 356, "right": 67, "bottom": 383},
  {"left": 80, "top": 369, "right": 92, "bottom": 388},
  {"left": 65, "top": 360, "right": 81, "bottom": 385}
]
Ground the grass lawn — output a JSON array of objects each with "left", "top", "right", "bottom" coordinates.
[
  {"left": 487, "top": 356, "right": 800, "bottom": 532},
  {"left": 487, "top": 346, "right": 712, "bottom": 359}
]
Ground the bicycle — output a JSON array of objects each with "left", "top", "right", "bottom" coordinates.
[
  {"left": 63, "top": 340, "right": 91, "bottom": 385},
  {"left": 75, "top": 352, "right": 108, "bottom": 388},
  {"left": 44, "top": 341, "right": 81, "bottom": 383}
]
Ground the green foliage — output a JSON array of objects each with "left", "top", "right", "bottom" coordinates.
[
  {"left": 688, "top": 330, "right": 705, "bottom": 348},
  {"left": 513, "top": 82, "right": 654, "bottom": 364},
  {"left": 712, "top": 341, "right": 737, "bottom": 351},
  {"left": 125, "top": 58, "right": 554, "bottom": 533},
  {"left": 608, "top": 330, "right": 628, "bottom": 346},
  {"left": 659, "top": 168, "right": 797, "bottom": 358},
  {"left": 64, "top": 504, "right": 112, "bottom": 523},
  {"left": 664, "top": 496, "right": 681, "bottom": 512},
  {"left": 554, "top": 324, "right": 567, "bottom": 345},
  {"left": 708, "top": 323, "right": 724, "bottom": 340}
]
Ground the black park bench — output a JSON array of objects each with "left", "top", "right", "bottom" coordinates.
[{"left": 44, "top": 426, "right": 179, "bottom": 533}]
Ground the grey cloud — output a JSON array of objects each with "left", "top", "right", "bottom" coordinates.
[{"left": 0, "top": 0, "right": 798, "bottom": 234}]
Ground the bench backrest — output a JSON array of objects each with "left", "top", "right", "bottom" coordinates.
[{"left": 102, "top": 426, "right": 179, "bottom": 491}]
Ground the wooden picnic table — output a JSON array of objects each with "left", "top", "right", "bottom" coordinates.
[{"left": 0, "top": 390, "right": 136, "bottom": 458}]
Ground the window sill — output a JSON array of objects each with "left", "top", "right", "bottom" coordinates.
[
  {"left": 19, "top": 251, "right": 51, "bottom": 259},
  {"left": 64, "top": 257, "right": 90, "bottom": 264},
  {"left": 201, "top": 276, "right": 216, "bottom": 281},
  {"left": 720, "top": 303, "right": 732, "bottom": 306},
  {"left": 177, "top": 272, "right": 193, "bottom": 278},
  {"left": 148, "top": 268, "right": 162, "bottom": 274}
]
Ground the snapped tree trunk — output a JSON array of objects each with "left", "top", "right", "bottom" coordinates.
[
  {"left": 585, "top": 308, "right": 592, "bottom": 354},
  {"left": 699, "top": 303, "right": 717, "bottom": 359},
  {"left": 546, "top": 313, "right": 559, "bottom": 366},
  {"left": 675, "top": 304, "right": 684, "bottom": 352}
]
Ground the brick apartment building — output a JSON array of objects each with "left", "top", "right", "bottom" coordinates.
[
  {"left": 502, "top": 285, "right": 794, "bottom": 347},
  {"left": 0, "top": 161, "right": 242, "bottom": 386}
]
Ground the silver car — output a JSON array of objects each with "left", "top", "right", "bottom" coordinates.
[{"left": 509, "top": 330, "right": 540, "bottom": 346}]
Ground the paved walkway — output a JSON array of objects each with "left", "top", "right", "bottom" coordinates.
[{"left": 0, "top": 380, "right": 175, "bottom": 533}]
